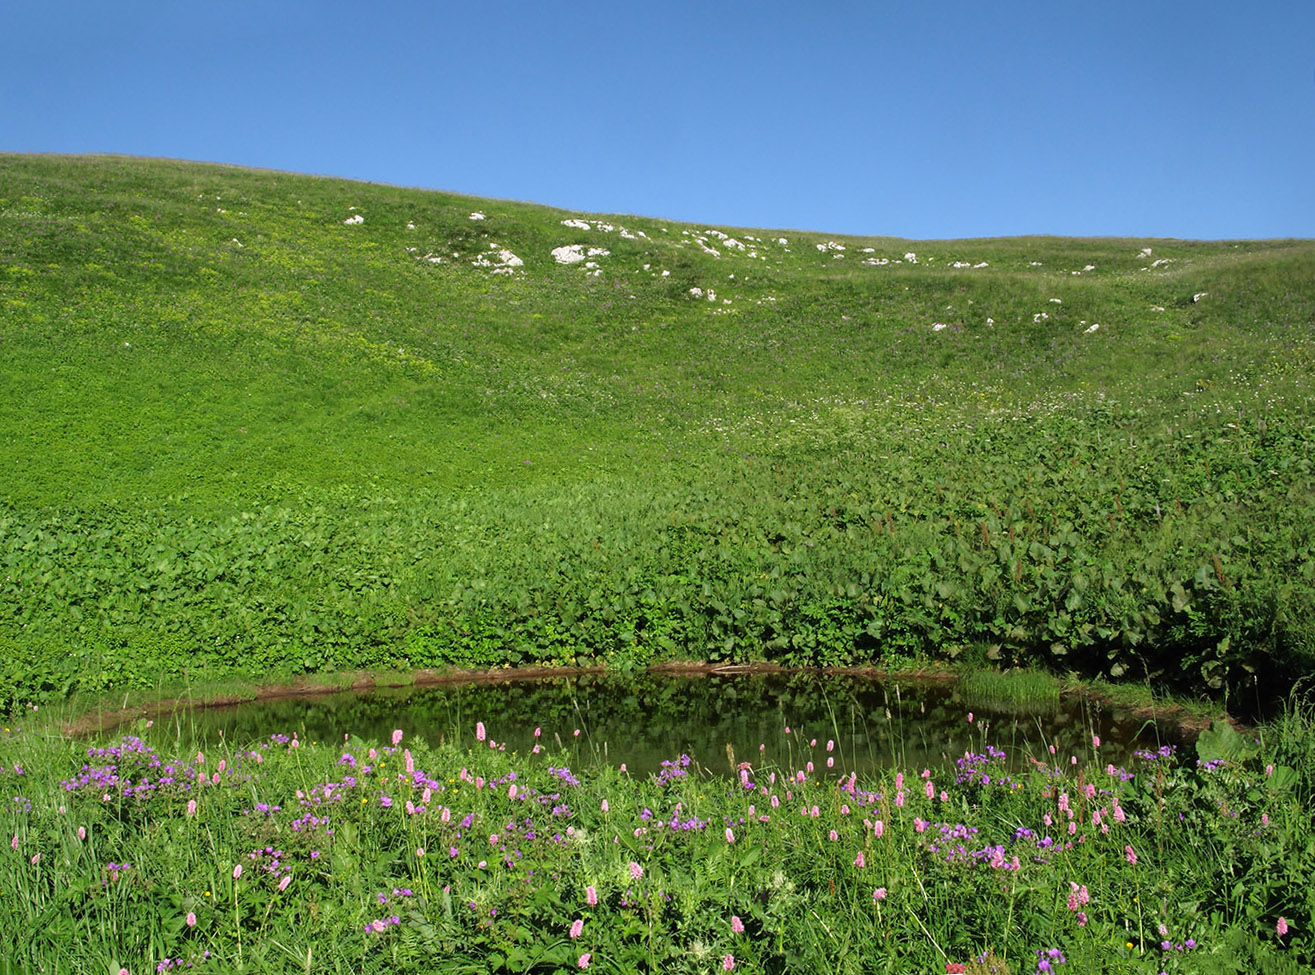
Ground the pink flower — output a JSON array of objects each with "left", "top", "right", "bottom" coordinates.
[
  {"left": 405, "top": 749, "right": 414, "bottom": 774},
  {"left": 725, "top": 827, "right": 735, "bottom": 844},
  {"left": 1278, "top": 917, "right": 1290, "bottom": 937},
  {"left": 1092, "top": 735, "right": 1101, "bottom": 748},
  {"left": 392, "top": 729, "right": 403, "bottom": 747},
  {"left": 9, "top": 835, "right": 16, "bottom": 850},
  {"left": 186, "top": 799, "right": 197, "bottom": 817},
  {"left": 232, "top": 864, "right": 242, "bottom": 880},
  {"left": 895, "top": 792, "right": 905, "bottom": 807},
  {"left": 967, "top": 712, "right": 974, "bottom": 723},
  {"left": 577, "top": 954, "right": 591, "bottom": 969},
  {"left": 586, "top": 885, "right": 597, "bottom": 906},
  {"left": 829, "top": 830, "right": 838, "bottom": 842},
  {"left": 416, "top": 848, "right": 425, "bottom": 857},
  {"left": 186, "top": 911, "right": 197, "bottom": 927},
  {"left": 371, "top": 919, "right": 386, "bottom": 933},
  {"left": 1124, "top": 845, "right": 1138, "bottom": 865},
  {"left": 278, "top": 874, "right": 292, "bottom": 892},
  {"left": 629, "top": 861, "right": 643, "bottom": 880},
  {"left": 475, "top": 722, "right": 486, "bottom": 742},
  {"left": 731, "top": 915, "right": 745, "bottom": 933},
  {"left": 77, "top": 826, "right": 86, "bottom": 840},
  {"left": 217, "top": 759, "right": 226, "bottom": 774},
  {"left": 873, "top": 888, "right": 887, "bottom": 901},
  {"left": 925, "top": 780, "right": 934, "bottom": 799},
  {"left": 854, "top": 851, "right": 866, "bottom": 868},
  {"left": 722, "top": 955, "right": 735, "bottom": 971},
  {"left": 874, "top": 820, "right": 884, "bottom": 838},
  {"left": 570, "top": 919, "right": 584, "bottom": 939},
  {"left": 600, "top": 799, "right": 609, "bottom": 813},
  {"left": 30, "top": 853, "right": 39, "bottom": 865}
]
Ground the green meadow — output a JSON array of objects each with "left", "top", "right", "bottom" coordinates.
[
  {"left": 2, "top": 154, "right": 1315, "bottom": 972},
  {"left": 2, "top": 153, "right": 1312, "bottom": 707}
]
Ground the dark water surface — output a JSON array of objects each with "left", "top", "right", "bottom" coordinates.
[{"left": 151, "top": 673, "right": 1180, "bottom": 777}]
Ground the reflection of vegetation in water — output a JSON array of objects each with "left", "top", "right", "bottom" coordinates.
[{"left": 170, "top": 673, "right": 1171, "bottom": 775}]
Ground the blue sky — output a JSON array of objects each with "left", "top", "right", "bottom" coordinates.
[{"left": 2, "top": 1, "right": 1312, "bottom": 239}]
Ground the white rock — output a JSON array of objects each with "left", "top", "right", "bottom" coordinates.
[
  {"left": 406, "top": 222, "right": 416, "bottom": 230},
  {"left": 1049, "top": 298, "right": 1062, "bottom": 304},
  {"left": 1085, "top": 322, "right": 1100, "bottom": 333},
  {"left": 552, "top": 244, "right": 587, "bottom": 264},
  {"left": 932, "top": 322, "right": 948, "bottom": 332},
  {"left": 1138, "top": 247, "right": 1152, "bottom": 258},
  {"left": 561, "top": 219, "right": 591, "bottom": 230},
  {"left": 1192, "top": 292, "right": 1208, "bottom": 303},
  {"left": 469, "top": 212, "right": 486, "bottom": 221},
  {"left": 904, "top": 252, "right": 918, "bottom": 263},
  {"left": 343, "top": 214, "right": 364, "bottom": 225},
  {"left": 689, "top": 287, "right": 704, "bottom": 298}
]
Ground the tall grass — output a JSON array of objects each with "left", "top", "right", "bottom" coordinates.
[{"left": 1, "top": 697, "right": 1311, "bottom": 972}]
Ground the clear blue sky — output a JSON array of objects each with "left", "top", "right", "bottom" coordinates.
[{"left": 3, "top": 1, "right": 1312, "bottom": 240}]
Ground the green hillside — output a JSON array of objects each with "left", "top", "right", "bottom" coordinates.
[{"left": 2, "top": 154, "right": 1312, "bottom": 707}]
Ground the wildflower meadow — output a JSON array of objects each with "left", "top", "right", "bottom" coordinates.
[{"left": 2, "top": 702, "right": 1312, "bottom": 973}]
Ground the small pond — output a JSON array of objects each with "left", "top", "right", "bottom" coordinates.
[{"left": 140, "top": 673, "right": 1182, "bottom": 777}]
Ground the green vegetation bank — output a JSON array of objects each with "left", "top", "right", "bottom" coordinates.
[{"left": 1, "top": 155, "right": 1313, "bottom": 709}]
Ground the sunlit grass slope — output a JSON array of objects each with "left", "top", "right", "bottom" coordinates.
[{"left": 1, "top": 154, "right": 1312, "bottom": 706}]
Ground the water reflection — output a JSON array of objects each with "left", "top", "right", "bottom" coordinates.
[{"left": 153, "top": 673, "right": 1179, "bottom": 777}]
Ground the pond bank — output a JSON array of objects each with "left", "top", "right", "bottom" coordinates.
[{"left": 60, "top": 660, "right": 1229, "bottom": 744}]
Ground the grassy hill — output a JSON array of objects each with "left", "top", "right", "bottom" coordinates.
[{"left": 1, "top": 153, "right": 1312, "bottom": 708}]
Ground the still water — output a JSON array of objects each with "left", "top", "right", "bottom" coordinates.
[{"left": 148, "top": 673, "right": 1180, "bottom": 778}]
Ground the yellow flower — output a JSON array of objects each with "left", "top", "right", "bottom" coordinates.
[{"left": 1125, "top": 942, "right": 1134, "bottom": 950}]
